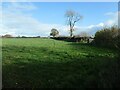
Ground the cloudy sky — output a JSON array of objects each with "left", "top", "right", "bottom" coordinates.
[{"left": 1, "top": 2, "right": 118, "bottom": 37}]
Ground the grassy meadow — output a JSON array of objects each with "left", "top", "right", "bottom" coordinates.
[{"left": 2, "top": 38, "right": 119, "bottom": 88}]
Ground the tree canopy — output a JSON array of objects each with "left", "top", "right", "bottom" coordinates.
[{"left": 50, "top": 28, "right": 59, "bottom": 37}]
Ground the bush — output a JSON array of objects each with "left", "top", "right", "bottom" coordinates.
[
  {"left": 51, "top": 36, "right": 89, "bottom": 42},
  {"left": 94, "top": 25, "right": 119, "bottom": 49}
]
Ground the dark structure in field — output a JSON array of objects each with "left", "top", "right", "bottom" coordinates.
[{"left": 51, "top": 36, "right": 94, "bottom": 43}]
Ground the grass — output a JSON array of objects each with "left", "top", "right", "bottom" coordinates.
[{"left": 2, "top": 38, "right": 119, "bottom": 88}]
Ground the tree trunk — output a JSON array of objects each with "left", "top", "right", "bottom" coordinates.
[{"left": 70, "top": 28, "right": 73, "bottom": 37}]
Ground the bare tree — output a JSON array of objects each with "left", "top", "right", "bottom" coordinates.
[{"left": 65, "top": 10, "right": 83, "bottom": 37}]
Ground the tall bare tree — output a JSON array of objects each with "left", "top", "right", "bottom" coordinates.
[{"left": 65, "top": 10, "right": 83, "bottom": 37}]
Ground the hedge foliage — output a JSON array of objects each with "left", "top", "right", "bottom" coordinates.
[{"left": 94, "top": 25, "right": 120, "bottom": 49}]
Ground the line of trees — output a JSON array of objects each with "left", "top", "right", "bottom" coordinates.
[{"left": 1, "top": 34, "right": 42, "bottom": 38}]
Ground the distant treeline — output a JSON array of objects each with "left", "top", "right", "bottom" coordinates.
[{"left": 0, "top": 34, "right": 49, "bottom": 39}]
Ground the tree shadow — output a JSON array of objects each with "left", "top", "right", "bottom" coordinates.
[
  {"left": 67, "top": 42, "right": 118, "bottom": 57},
  {"left": 2, "top": 45, "right": 119, "bottom": 88}
]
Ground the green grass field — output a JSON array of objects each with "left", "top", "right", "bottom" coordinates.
[{"left": 2, "top": 38, "right": 119, "bottom": 88}]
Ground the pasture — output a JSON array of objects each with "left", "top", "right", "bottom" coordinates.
[{"left": 2, "top": 38, "right": 119, "bottom": 88}]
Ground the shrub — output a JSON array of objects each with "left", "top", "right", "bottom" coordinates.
[
  {"left": 51, "top": 36, "right": 87, "bottom": 42},
  {"left": 94, "top": 25, "right": 119, "bottom": 49}
]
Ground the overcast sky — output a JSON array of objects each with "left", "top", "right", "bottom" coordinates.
[{"left": 1, "top": 2, "right": 118, "bottom": 37}]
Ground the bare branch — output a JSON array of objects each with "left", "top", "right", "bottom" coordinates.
[{"left": 65, "top": 10, "right": 83, "bottom": 37}]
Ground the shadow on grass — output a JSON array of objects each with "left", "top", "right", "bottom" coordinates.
[
  {"left": 67, "top": 42, "right": 118, "bottom": 55},
  {"left": 68, "top": 42, "right": 119, "bottom": 51},
  {"left": 2, "top": 45, "right": 120, "bottom": 88}
]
